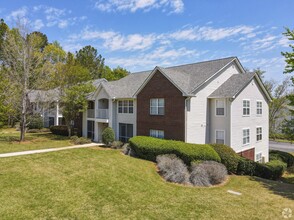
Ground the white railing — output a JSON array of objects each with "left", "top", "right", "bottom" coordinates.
[
  {"left": 87, "top": 109, "right": 95, "bottom": 118},
  {"left": 96, "top": 109, "right": 109, "bottom": 119}
]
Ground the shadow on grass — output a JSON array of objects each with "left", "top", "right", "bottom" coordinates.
[{"left": 250, "top": 176, "right": 294, "bottom": 200}]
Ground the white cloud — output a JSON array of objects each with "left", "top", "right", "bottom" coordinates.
[
  {"left": 32, "top": 19, "right": 44, "bottom": 30},
  {"left": 169, "top": 25, "right": 257, "bottom": 41},
  {"left": 58, "top": 20, "right": 68, "bottom": 29},
  {"left": 107, "top": 46, "right": 201, "bottom": 70},
  {"left": 95, "top": 0, "right": 184, "bottom": 14},
  {"left": 6, "top": 6, "right": 28, "bottom": 22}
]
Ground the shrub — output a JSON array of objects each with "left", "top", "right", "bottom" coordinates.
[
  {"left": 129, "top": 136, "right": 221, "bottom": 165},
  {"left": 255, "top": 160, "right": 287, "bottom": 180},
  {"left": 122, "top": 144, "right": 136, "bottom": 157},
  {"left": 111, "top": 141, "right": 123, "bottom": 149},
  {"left": 102, "top": 127, "right": 115, "bottom": 146},
  {"left": 27, "top": 114, "right": 44, "bottom": 129},
  {"left": 269, "top": 150, "right": 294, "bottom": 167},
  {"left": 236, "top": 158, "right": 256, "bottom": 176},
  {"left": 201, "top": 161, "right": 227, "bottom": 185},
  {"left": 72, "top": 137, "right": 91, "bottom": 145},
  {"left": 190, "top": 164, "right": 211, "bottom": 187},
  {"left": 156, "top": 154, "right": 190, "bottom": 184},
  {"left": 210, "top": 144, "right": 240, "bottom": 174},
  {"left": 50, "top": 125, "right": 69, "bottom": 136},
  {"left": 70, "top": 135, "right": 79, "bottom": 142}
]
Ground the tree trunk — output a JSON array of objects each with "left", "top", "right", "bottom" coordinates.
[
  {"left": 68, "top": 125, "right": 72, "bottom": 137},
  {"left": 20, "top": 92, "right": 27, "bottom": 142}
]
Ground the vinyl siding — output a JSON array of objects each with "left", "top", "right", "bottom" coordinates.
[
  {"left": 186, "top": 63, "right": 241, "bottom": 144},
  {"left": 231, "top": 78, "right": 269, "bottom": 162}
]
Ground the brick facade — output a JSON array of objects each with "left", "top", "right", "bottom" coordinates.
[
  {"left": 238, "top": 148, "right": 255, "bottom": 161},
  {"left": 137, "top": 70, "right": 186, "bottom": 141}
]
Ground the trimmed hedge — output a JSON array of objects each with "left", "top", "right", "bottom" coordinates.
[
  {"left": 269, "top": 150, "right": 294, "bottom": 167},
  {"left": 236, "top": 157, "right": 256, "bottom": 176},
  {"left": 129, "top": 136, "right": 221, "bottom": 165},
  {"left": 210, "top": 144, "right": 240, "bottom": 174},
  {"left": 255, "top": 160, "right": 287, "bottom": 180},
  {"left": 50, "top": 125, "right": 69, "bottom": 136}
]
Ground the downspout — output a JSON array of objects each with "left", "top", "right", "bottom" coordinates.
[{"left": 184, "top": 97, "right": 191, "bottom": 142}]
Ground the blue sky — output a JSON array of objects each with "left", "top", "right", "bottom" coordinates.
[{"left": 1, "top": 0, "right": 294, "bottom": 81}]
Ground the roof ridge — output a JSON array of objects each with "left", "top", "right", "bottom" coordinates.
[{"left": 165, "top": 56, "right": 236, "bottom": 69}]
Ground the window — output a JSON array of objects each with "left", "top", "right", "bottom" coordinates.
[
  {"left": 119, "top": 123, "right": 133, "bottom": 142},
  {"left": 215, "top": 130, "right": 225, "bottom": 144},
  {"left": 256, "top": 101, "right": 262, "bottom": 115},
  {"left": 243, "top": 100, "right": 250, "bottom": 116},
  {"left": 242, "top": 128, "right": 250, "bottom": 145},
  {"left": 215, "top": 100, "right": 225, "bottom": 116},
  {"left": 118, "top": 100, "right": 133, "bottom": 114},
  {"left": 256, "top": 152, "right": 263, "bottom": 163},
  {"left": 150, "top": 129, "right": 164, "bottom": 139},
  {"left": 150, "top": 98, "right": 164, "bottom": 115},
  {"left": 256, "top": 127, "right": 262, "bottom": 141}
]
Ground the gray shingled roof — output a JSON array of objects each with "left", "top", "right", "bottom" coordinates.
[
  {"left": 101, "top": 56, "right": 237, "bottom": 98},
  {"left": 101, "top": 70, "right": 151, "bottom": 98},
  {"left": 208, "top": 73, "right": 255, "bottom": 98},
  {"left": 28, "top": 88, "right": 60, "bottom": 102}
]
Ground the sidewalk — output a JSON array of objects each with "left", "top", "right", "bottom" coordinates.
[{"left": 0, "top": 143, "right": 102, "bottom": 158}]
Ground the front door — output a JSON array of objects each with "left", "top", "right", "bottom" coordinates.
[{"left": 87, "top": 121, "right": 94, "bottom": 140}]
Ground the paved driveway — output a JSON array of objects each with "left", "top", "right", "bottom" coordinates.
[{"left": 269, "top": 141, "right": 294, "bottom": 153}]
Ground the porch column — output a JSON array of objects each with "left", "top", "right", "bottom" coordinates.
[
  {"left": 55, "top": 101, "right": 59, "bottom": 125},
  {"left": 94, "top": 122, "right": 98, "bottom": 142}
]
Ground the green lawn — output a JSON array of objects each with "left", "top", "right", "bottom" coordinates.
[
  {"left": 0, "top": 128, "right": 73, "bottom": 154},
  {"left": 0, "top": 147, "right": 293, "bottom": 219}
]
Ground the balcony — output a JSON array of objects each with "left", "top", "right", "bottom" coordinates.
[
  {"left": 87, "top": 109, "right": 95, "bottom": 118},
  {"left": 96, "top": 109, "right": 109, "bottom": 119}
]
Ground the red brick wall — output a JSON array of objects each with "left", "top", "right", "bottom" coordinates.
[
  {"left": 238, "top": 148, "right": 255, "bottom": 161},
  {"left": 137, "top": 70, "right": 186, "bottom": 141}
]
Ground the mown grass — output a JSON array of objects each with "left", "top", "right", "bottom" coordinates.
[
  {"left": 0, "top": 128, "right": 73, "bottom": 154},
  {"left": 0, "top": 147, "right": 293, "bottom": 219}
]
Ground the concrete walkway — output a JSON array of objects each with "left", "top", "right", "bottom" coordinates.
[{"left": 0, "top": 143, "right": 102, "bottom": 158}]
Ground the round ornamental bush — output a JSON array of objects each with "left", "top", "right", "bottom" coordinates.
[
  {"left": 156, "top": 154, "right": 190, "bottom": 184},
  {"left": 102, "top": 127, "right": 115, "bottom": 145},
  {"left": 189, "top": 164, "right": 211, "bottom": 187},
  {"left": 210, "top": 144, "right": 240, "bottom": 174}
]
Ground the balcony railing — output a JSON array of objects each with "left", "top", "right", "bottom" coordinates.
[
  {"left": 96, "top": 109, "right": 109, "bottom": 119},
  {"left": 87, "top": 109, "right": 95, "bottom": 118}
]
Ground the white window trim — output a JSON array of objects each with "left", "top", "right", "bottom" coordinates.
[
  {"left": 215, "top": 130, "right": 225, "bottom": 144},
  {"left": 117, "top": 100, "right": 134, "bottom": 114},
  {"left": 256, "top": 100, "right": 262, "bottom": 116},
  {"left": 150, "top": 98, "right": 164, "bottom": 115},
  {"left": 215, "top": 99, "right": 225, "bottom": 117},
  {"left": 256, "top": 126, "right": 262, "bottom": 142},
  {"left": 150, "top": 129, "right": 164, "bottom": 139},
  {"left": 242, "top": 128, "right": 250, "bottom": 146},
  {"left": 255, "top": 152, "right": 263, "bottom": 163},
  {"left": 242, "top": 99, "right": 250, "bottom": 117}
]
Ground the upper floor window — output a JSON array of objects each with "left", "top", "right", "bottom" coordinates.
[
  {"left": 150, "top": 98, "right": 164, "bottom": 115},
  {"left": 118, "top": 100, "right": 133, "bottom": 114},
  {"left": 256, "top": 127, "right": 262, "bottom": 141},
  {"left": 215, "top": 100, "right": 225, "bottom": 116},
  {"left": 256, "top": 101, "right": 262, "bottom": 116},
  {"left": 215, "top": 130, "right": 225, "bottom": 144},
  {"left": 150, "top": 129, "right": 164, "bottom": 139},
  {"left": 243, "top": 128, "right": 250, "bottom": 145},
  {"left": 243, "top": 100, "right": 250, "bottom": 116}
]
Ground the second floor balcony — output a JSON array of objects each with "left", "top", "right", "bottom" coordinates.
[{"left": 96, "top": 109, "right": 109, "bottom": 119}]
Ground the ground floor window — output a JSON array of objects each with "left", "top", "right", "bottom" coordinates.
[
  {"left": 150, "top": 129, "right": 164, "bottom": 139},
  {"left": 49, "top": 117, "right": 54, "bottom": 127},
  {"left": 215, "top": 130, "right": 225, "bottom": 144},
  {"left": 255, "top": 152, "right": 263, "bottom": 163},
  {"left": 242, "top": 128, "right": 250, "bottom": 145},
  {"left": 87, "top": 121, "right": 94, "bottom": 140},
  {"left": 119, "top": 123, "right": 133, "bottom": 142},
  {"left": 58, "top": 117, "right": 65, "bottom": 125}
]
